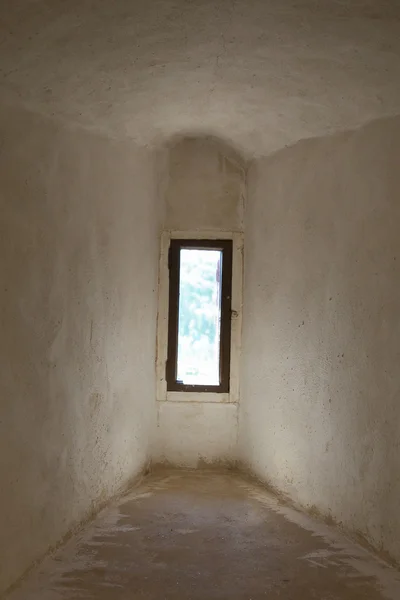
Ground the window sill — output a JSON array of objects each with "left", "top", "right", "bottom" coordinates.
[{"left": 164, "top": 392, "right": 234, "bottom": 404}]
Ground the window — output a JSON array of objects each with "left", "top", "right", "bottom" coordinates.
[{"left": 166, "top": 239, "right": 233, "bottom": 393}]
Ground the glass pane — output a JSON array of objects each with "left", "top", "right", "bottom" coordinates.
[{"left": 176, "top": 248, "right": 222, "bottom": 386}]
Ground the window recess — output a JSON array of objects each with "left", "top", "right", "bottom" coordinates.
[{"left": 166, "top": 239, "right": 233, "bottom": 393}]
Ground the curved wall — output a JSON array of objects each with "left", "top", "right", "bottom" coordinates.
[
  {"left": 240, "top": 116, "right": 400, "bottom": 562},
  {"left": 0, "top": 105, "right": 160, "bottom": 595}
]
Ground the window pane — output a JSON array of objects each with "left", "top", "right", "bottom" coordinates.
[{"left": 176, "top": 248, "right": 222, "bottom": 386}]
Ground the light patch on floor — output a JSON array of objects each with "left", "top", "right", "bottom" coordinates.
[
  {"left": 6, "top": 470, "right": 400, "bottom": 600},
  {"left": 241, "top": 482, "right": 400, "bottom": 599}
]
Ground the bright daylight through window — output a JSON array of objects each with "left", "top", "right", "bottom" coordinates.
[{"left": 166, "top": 240, "right": 232, "bottom": 393}]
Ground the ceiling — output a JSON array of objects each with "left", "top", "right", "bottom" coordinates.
[{"left": 1, "top": 0, "right": 400, "bottom": 156}]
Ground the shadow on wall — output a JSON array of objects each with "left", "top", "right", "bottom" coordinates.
[
  {"left": 0, "top": 102, "right": 161, "bottom": 597},
  {"left": 155, "top": 132, "right": 248, "bottom": 233},
  {"left": 162, "top": 130, "right": 249, "bottom": 164},
  {"left": 240, "top": 114, "right": 400, "bottom": 565}
]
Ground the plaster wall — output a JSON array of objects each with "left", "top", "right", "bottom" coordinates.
[
  {"left": 163, "top": 136, "right": 245, "bottom": 232},
  {"left": 155, "top": 402, "right": 238, "bottom": 467},
  {"left": 154, "top": 137, "right": 245, "bottom": 467},
  {"left": 2, "top": 0, "right": 400, "bottom": 157},
  {"left": 0, "top": 105, "right": 160, "bottom": 595},
  {"left": 240, "top": 116, "right": 400, "bottom": 562}
]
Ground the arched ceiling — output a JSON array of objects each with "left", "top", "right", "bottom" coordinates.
[{"left": 1, "top": 0, "right": 400, "bottom": 156}]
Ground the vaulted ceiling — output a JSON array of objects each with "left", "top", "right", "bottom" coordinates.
[{"left": 1, "top": 0, "right": 400, "bottom": 156}]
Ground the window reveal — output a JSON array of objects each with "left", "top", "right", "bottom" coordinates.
[{"left": 166, "top": 240, "right": 233, "bottom": 393}]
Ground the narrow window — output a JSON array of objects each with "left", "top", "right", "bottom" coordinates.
[{"left": 166, "top": 239, "right": 233, "bottom": 393}]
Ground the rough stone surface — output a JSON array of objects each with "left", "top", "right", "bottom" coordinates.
[
  {"left": 1, "top": 0, "right": 400, "bottom": 156},
  {"left": 240, "top": 115, "right": 400, "bottom": 564},
  {"left": 7, "top": 470, "right": 400, "bottom": 600}
]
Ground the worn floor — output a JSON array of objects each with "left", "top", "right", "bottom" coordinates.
[{"left": 7, "top": 470, "right": 400, "bottom": 599}]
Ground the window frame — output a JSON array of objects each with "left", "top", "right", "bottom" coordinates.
[
  {"left": 166, "top": 239, "right": 233, "bottom": 393},
  {"left": 156, "top": 231, "right": 243, "bottom": 405}
]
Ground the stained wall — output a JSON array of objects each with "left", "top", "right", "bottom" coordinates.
[
  {"left": 0, "top": 105, "right": 160, "bottom": 594},
  {"left": 240, "top": 116, "right": 400, "bottom": 562}
]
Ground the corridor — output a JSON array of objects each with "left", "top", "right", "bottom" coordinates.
[
  {"left": 2, "top": 1, "right": 400, "bottom": 595},
  {"left": 8, "top": 470, "right": 400, "bottom": 600}
]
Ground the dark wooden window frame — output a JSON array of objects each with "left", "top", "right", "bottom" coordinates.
[{"left": 166, "top": 239, "right": 233, "bottom": 393}]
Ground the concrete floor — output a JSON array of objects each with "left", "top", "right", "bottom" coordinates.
[{"left": 7, "top": 470, "right": 400, "bottom": 600}]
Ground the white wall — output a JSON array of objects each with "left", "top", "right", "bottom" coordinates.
[
  {"left": 0, "top": 105, "right": 160, "bottom": 595},
  {"left": 163, "top": 136, "right": 245, "bottom": 232},
  {"left": 156, "top": 402, "right": 238, "bottom": 467},
  {"left": 154, "top": 136, "right": 245, "bottom": 467},
  {"left": 4, "top": 99, "right": 399, "bottom": 592},
  {"left": 240, "top": 116, "right": 400, "bottom": 563}
]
